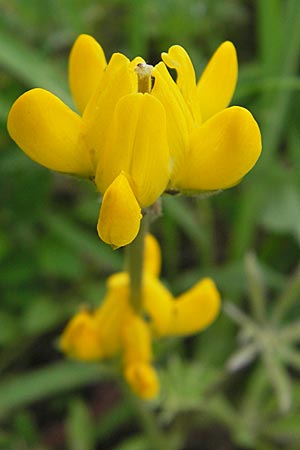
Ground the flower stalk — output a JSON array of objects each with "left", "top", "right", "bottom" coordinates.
[{"left": 125, "top": 214, "right": 148, "bottom": 313}]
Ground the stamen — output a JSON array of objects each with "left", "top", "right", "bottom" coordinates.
[{"left": 135, "top": 63, "right": 153, "bottom": 93}]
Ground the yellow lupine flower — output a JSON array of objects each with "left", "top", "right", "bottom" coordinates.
[
  {"left": 60, "top": 235, "right": 221, "bottom": 399},
  {"left": 7, "top": 34, "right": 170, "bottom": 248},
  {"left": 152, "top": 41, "right": 262, "bottom": 193}
]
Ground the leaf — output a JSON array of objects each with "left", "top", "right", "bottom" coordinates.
[
  {"left": 0, "top": 28, "right": 71, "bottom": 104},
  {"left": 0, "top": 311, "right": 19, "bottom": 345},
  {"left": 0, "top": 361, "right": 110, "bottom": 418},
  {"left": 114, "top": 436, "right": 148, "bottom": 450},
  {"left": 95, "top": 401, "right": 134, "bottom": 441},
  {"left": 37, "top": 235, "right": 86, "bottom": 280},
  {"left": 43, "top": 212, "right": 122, "bottom": 271},
  {"left": 21, "top": 296, "right": 70, "bottom": 336},
  {"left": 66, "top": 398, "right": 95, "bottom": 450},
  {"left": 265, "top": 414, "right": 300, "bottom": 442},
  {"left": 159, "top": 356, "right": 221, "bottom": 422},
  {"left": 226, "top": 343, "right": 259, "bottom": 372},
  {"left": 259, "top": 183, "right": 300, "bottom": 245},
  {"left": 262, "top": 351, "right": 292, "bottom": 413}
]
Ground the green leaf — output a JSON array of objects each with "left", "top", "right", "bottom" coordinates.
[
  {"left": 43, "top": 212, "right": 122, "bottom": 271},
  {"left": 37, "top": 235, "right": 86, "bottom": 280},
  {"left": 21, "top": 296, "right": 69, "bottom": 336},
  {"left": 13, "top": 410, "right": 40, "bottom": 446},
  {"left": 0, "top": 361, "right": 110, "bottom": 418},
  {"left": 259, "top": 183, "right": 300, "bottom": 244},
  {"left": 0, "top": 28, "right": 71, "bottom": 103},
  {"left": 114, "top": 436, "right": 148, "bottom": 450},
  {"left": 95, "top": 401, "right": 134, "bottom": 442},
  {"left": 244, "top": 253, "right": 267, "bottom": 322},
  {"left": 159, "top": 356, "right": 221, "bottom": 422},
  {"left": 0, "top": 311, "right": 19, "bottom": 345},
  {"left": 262, "top": 351, "right": 292, "bottom": 413},
  {"left": 66, "top": 398, "right": 95, "bottom": 450},
  {"left": 265, "top": 414, "right": 300, "bottom": 442},
  {"left": 163, "top": 196, "right": 209, "bottom": 251}
]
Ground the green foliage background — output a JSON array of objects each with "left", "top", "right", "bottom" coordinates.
[{"left": 1, "top": 0, "right": 300, "bottom": 449}]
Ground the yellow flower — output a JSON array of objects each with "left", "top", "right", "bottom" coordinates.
[
  {"left": 152, "top": 41, "right": 262, "bottom": 193},
  {"left": 59, "top": 234, "right": 221, "bottom": 399},
  {"left": 7, "top": 34, "right": 170, "bottom": 248}
]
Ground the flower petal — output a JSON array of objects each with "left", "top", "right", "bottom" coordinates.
[
  {"left": 69, "top": 34, "right": 107, "bottom": 114},
  {"left": 124, "top": 362, "right": 159, "bottom": 399},
  {"left": 152, "top": 62, "right": 192, "bottom": 166},
  {"left": 197, "top": 41, "right": 238, "bottom": 122},
  {"left": 164, "top": 278, "right": 221, "bottom": 336},
  {"left": 59, "top": 310, "right": 103, "bottom": 361},
  {"left": 94, "top": 273, "right": 130, "bottom": 357},
  {"left": 172, "top": 106, "right": 262, "bottom": 191},
  {"left": 162, "top": 45, "right": 201, "bottom": 125},
  {"left": 122, "top": 313, "right": 153, "bottom": 366},
  {"left": 144, "top": 234, "right": 161, "bottom": 278},
  {"left": 97, "top": 172, "right": 142, "bottom": 248},
  {"left": 83, "top": 52, "right": 135, "bottom": 166},
  {"left": 122, "top": 313, "right": 159, "bottom": 398},
  {"left": 143, "top": 274, "right": 174, "bottom": 336},
  {"left": 95, "top": 93, "right": 170, "bottom": 207},
  {"left": 7, "top": 88, "right": 93, "bottom": 176}
]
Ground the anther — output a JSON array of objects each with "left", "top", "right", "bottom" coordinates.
[{"left": 135, "top": 63, "right": 153, "bottom": 93}]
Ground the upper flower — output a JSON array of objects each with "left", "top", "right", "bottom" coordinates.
[
  {"left": 152, "top": 41, "right": 262, "bottom": 193},
  {"left": 7, "top": 34, "right": 170, "bottom": 248},
  {"left": 60, "top": 234, "right": 221, "bottom": 399},
  {"left": 7, "top": 36, "right": 262, "bottom": 248}
]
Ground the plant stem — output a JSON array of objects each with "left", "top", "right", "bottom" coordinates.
[{"left": 125, "top": 214, "right": 148, "bottom": 313}]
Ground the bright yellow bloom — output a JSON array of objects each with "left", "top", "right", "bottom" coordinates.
[
  {"left": 60, "top": 235, "right": 221, "bottom": 399},
  {"left": 152, "top": 41, "right": 262, "bottom": 193},
  {"left": 7, "top": 36, "right": 261, "bottom": 246},
  {"left": 7, "top": 34, "right": 170, "bottom": 248}
]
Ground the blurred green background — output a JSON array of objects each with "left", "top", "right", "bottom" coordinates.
[{"left": 1, "top": 0, "right": 300, "bottom": 449}]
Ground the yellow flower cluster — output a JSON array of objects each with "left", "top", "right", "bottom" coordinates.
[
  {"left": 59, "top": 235, "right": 221, "bottom": 399},
  {"left": 7, "top": 34, "right": 261, "bottom": 249}
]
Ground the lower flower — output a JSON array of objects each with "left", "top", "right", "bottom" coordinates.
[{"left": 59, "top": 234, "right": 221, "bottom": 399}]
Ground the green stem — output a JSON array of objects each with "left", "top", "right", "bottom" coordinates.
[{"left": 125, "top": 214, "right": 148, "bottom": 313}]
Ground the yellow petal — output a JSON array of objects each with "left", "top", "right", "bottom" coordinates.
[
  {"left": 164, "top": 278, "right": 221, "bottom": 336},
  {"left": 97, "top": 172, "right": 142, "bottom": 248},
  {"left": 83, "top": 52, "right": 135, "bottom": 166},
  {"left": 122, "top": 313, "right": 159, "bottom": 398},
  {"left": 95, "top": 93, "right": 170, "bottom": 207},
  {"left": 197, "top": 41, "right": 238, "bottom": 122},
  {"left": 69, "top": 34, "right": 107, "bottom": 114},
  {"left": 162, "top": 45, "right": 201, "bottom": 125},
  {"left": 143, "top": 274, "right": 174, "bottom": 336},
  {"left": 124, "top": 362, "right": 160, "bottom": 399},
  {"left": 94, "top": 273, "right": 130, "bottom": 357},
  {"left": 144, "top": 234, "right": 161, "bottom": 277},
  {"left": 152, "top": 62, "right": 192, "bottom": 166},
  {"left": 7, "top": 88, "right": 93, "bottom": 176},
  {"left": 172, "top": 106, "right": 262, "bottom": 191},
  {"left": 59, "top": 310, "right": 103, "bottom": 361},
  {"left": 122, "top": 313, "right": 153, "bottom": 366}
]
